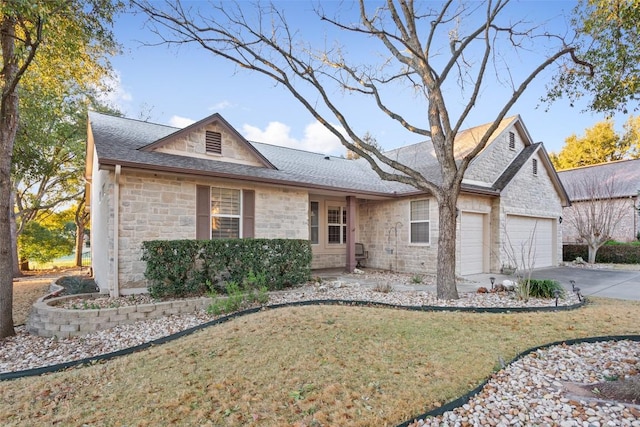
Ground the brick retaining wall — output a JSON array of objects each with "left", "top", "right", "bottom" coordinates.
[{"left": 27, "top": 291, "right": 211, "bottom": 338}]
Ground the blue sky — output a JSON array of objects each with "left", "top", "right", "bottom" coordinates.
[{"left": 105, "top": 1, "right": 631, "bottom": 156}]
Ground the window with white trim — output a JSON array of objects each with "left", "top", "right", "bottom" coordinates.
[
  {"left": 211, "top": 187, "right": 241, "bottom": 238},
  {"left": 310, "top": 201, "right": 319, "bottom": 244},
  {"left": 410, "top": 199, "right": 430, "bottom": 244},
  {"left": 327, "top": 205, "right": 347, "bottom": 244}
]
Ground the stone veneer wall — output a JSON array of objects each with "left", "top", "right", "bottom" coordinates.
[
  {"left": 153, "top": 123, "right": 264, "bottom": 167},
  {"left": 358, "top": 197, "right": 438, "bottom": 274},
  {"left": 115, "top": 171, "right": 309, "bottom": 293},
  {"left": 465, "top": 129, "right": 525, "bottom": 184},
  {"left": 27, "top": 293, "right": 211, "bottom": 338}
]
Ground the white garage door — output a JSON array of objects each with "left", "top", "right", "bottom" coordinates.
[
  {"left": 505, "top": 215, "right": 554, "bottom": 269},
  {"left": 460, "top": 212, "right": 485, "bottom": 275}
]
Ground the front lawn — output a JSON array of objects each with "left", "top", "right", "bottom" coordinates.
[{"left": 1, "top": 297, "right": 639, "bottom": 426}]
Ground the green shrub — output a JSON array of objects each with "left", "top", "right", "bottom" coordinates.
[
  {"left": 142, "top": 238, "right": 311, "bottom": 299},
  {"left": 527, "top": 279, "right": 565, "bottom": 299},
  {"left": 207, "top": 282, "right": 270, "bottom": 315},
  {"left": 563, "top": 243, "right": 640, "bottom": 264},
  {"left": 141, "top": 240, "right": 204, "bottom": 299}
]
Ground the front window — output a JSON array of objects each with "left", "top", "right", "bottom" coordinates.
[
  {"left": 327, "top": 205, "right": 347, "bottom": 244},
  {"left": 310, "top": 201, "right": 319, "bottom": 244},
  {"left": 410, "top": 199, "right": 430, "bottom": 244},
  {"left": 211, "top": 187, "right": 241, "bottom": 238}
]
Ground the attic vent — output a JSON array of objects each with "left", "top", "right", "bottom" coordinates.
[
  {"left": 206, "top": 131, "right": 222, "bottom": 154},
  {"left": 532, "top": 158, "right": 538, "bottom": 175},
  {"left": 508, "top": 132, "right": 515, "bottom": 149}
]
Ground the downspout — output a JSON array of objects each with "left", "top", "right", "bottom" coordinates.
[{"left": 112, "top": 165, "right": 121, "bottom": 297}]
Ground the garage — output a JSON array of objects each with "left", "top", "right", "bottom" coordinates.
[
  {"left": 504, "top": 215, "right": 555, "bottom": 269},
  {"left": 460, "top": 212, "right": 486, "bottom": 275}
]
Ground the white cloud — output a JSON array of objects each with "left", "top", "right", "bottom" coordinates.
[
  {"left": 209, "top": 100, "right": 233, "bottom": 111},
  {"left": 168, "top": 115, "right": 196, "bottom": 128},
  {"left": 242, "top": 120, "right": 346, "bottom": 155},
  {"left": 97, "top": 71, "right": 133, "bottom": 109}
]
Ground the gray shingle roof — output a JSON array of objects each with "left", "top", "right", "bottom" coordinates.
[
  {"left": 87, "top": 111, "right": 549, "bottom": 199},
  {"left": 88, "top": 111, "right": 402, "bottom": 196},
  {"left": 558, "top": 158, "right": 640, "bottom": 201}
]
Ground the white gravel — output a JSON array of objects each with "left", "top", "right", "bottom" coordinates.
[{"left": 2, "top": 272, "right": 637, "bottom": 427}]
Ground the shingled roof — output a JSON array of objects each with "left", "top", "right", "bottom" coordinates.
[
  {"left": 86, "top": 111, "right": 554, "bottom": 199},
  {"left": 558, "top": 158, "right": 640, "bottom": 201}
]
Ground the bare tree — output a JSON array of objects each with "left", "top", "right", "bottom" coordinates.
[
  {"left": 134, "top": 0, "right": 589, "bottom": 299},
  {"left": 502, "top": 221, "right": 538, "bottom": 301},
  {"left": 564, "top": 173, "right": 630, "bottom": 263}
]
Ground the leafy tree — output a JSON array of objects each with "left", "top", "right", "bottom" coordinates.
[
  {"left": 621, "top": 115, "right": 640, "bottom": 159},
  {"left": 0, "top": 1, "right": 121, "bottom": 338},
  {"left": 135, "top": 0, "right": 590, "bottom": 299},
  {"left": 551, "top": 116, "right": 640, "bottom": 169},
  {"left": 546, "top": 0, "right": 640, "bottom": 113},
  {"left": 18, "top": 209, "right": 75, "bottom": 266},
  {"left": 346, "top": 132, "right": 382, "bottom": 160}
]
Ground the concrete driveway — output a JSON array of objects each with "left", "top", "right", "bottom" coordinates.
[{"left": 467, "top": 266, "right": 640, "bottom": 301}]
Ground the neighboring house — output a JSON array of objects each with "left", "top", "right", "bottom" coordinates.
[
  {"left": 85, "top": 112, "right": 569, "bottom": 296},
  {"left": 558, "top": 159, "right": 640, "bottom": 243}
]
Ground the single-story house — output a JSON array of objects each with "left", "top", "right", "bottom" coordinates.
[
  {"left": 558, "top": 159, "right": 640, "bottom": 243},
  {"left": 85, "top": 111, "right": 570, "bottom": 296}
]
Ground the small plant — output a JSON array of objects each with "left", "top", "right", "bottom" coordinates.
[
  {"left": 516, "top": 278, "right": 531, "bottom": 301},
  {"left": 244, "top": 270, "right": 267, "bottom": 288},
  {"left": 289, "top": 384, "right": 315, "bottom": 401},
  {"left": 207, "top": 282, "right": 269, "bottom": 315},
  {"left": 256, "top": 286, "right": 269, "bottom": 304},
  {"left": 527, "top": 279, "right": 565, "bottom": 299},
  {"left": 372, "top": 282, "right": 393, "bottom": 293},
  {"left": 82, "top": 300, "right": 101, "bottom": 310},
  {"left": 410, "top": 274, "right": 423, "bottom": 284}
]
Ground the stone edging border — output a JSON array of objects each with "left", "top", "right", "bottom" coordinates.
[
  {"left": 396, "top": 334, "right": 640, "bottom": 427},
  {"left": 3, "top": 297, "right": 585, "bottom": 381}
]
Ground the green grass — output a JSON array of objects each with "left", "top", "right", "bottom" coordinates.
[{"left": 1, "top": 297, "right": 639, "bottom": 426}]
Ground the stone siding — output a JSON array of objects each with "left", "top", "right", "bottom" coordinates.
[
  {"left": 255, "top": 188, "right": 308, "bottom": 239},
  {"left": 27, "top": 293, "right": 211, "bottom": 338},
  {"left": 358, "top": 197, "right": 438, "bottom": 274},
  {"left": 466, "top": 129, "right": 525, "bottom": 184},
  {"left": 154, "top": 123, "right": 264, "bottom": 167},
  {"left": 107, "top": 171, "right": 309, "bottom": 293}
]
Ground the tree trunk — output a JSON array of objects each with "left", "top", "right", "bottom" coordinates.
[
  {"left": 10, "top": 191, "right": 21, "bottom": 277},
  {"left": 436, "top": 193, "right": 459, "bottom": 300},
  {"left": 74, "top": 221, "right": 85, "bottom": 267},
  {"left": 587, "top": 243, "right": 598, "bottom": 264},
  {"left": 0, "top": 16, "right": 19, "bottom": 338}
]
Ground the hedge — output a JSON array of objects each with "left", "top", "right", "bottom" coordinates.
[
  {"left": 141, "top": 239, "right": 312, "bottom": 298},
  {"left": 563, "top": 243, "right": 640, "bottom": 264}
]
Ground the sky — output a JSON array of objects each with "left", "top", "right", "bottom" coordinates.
[{"left": 104, "top": 0, "right": 632, "bottom": 157}]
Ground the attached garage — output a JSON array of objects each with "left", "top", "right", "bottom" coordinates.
[
  {"left": 504, "top": 215, "right": 555, "bottom": 269},
  {"left": 460, "top": 212, "right": 487, "bottom": 275}
]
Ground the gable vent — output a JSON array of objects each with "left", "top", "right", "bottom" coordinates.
[
  {"left": 206, "top": 131, "right": 222, "bottom": 154},
  {"left": 508, "top": 132, "right": 515, "bottom": 149},
  {"left": 532, "top": 158, "right": 538, "bottom": 175}
]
